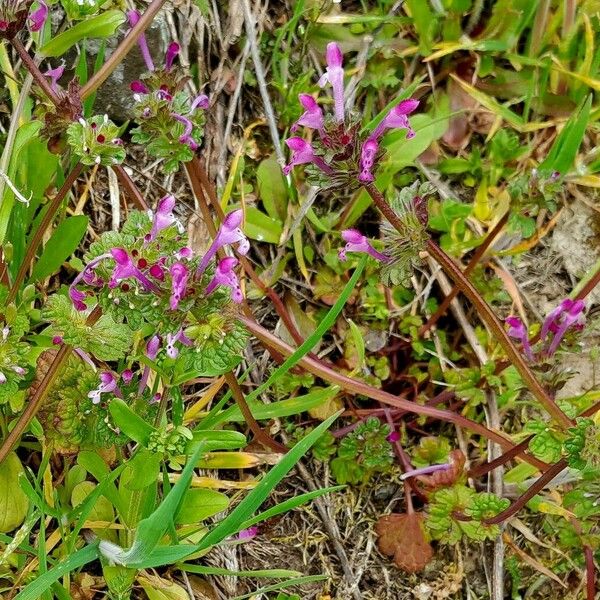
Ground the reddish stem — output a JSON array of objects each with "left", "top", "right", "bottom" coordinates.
[
  {"left": 468, "top": 435, "right": 535, "bottom": 479},
  {"left": 584, "top": 544, "right": 596, "bottom": 600},
  {"left": 112, "top": 166, "right": 148, "bottom": 211}
]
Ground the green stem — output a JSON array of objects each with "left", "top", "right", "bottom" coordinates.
[
  {"left": 363, "top": 184, "right": 572, "bottom": 429},
  {"left": 80, "top": 0, "right": 168, "bottom": 99}
]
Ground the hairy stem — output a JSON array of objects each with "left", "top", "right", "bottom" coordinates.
[
  {"left": 80, "top": 0, "right": 168, "bottom": 99},
  {"left": 419, "top": 211, "right": 509, "bottom": 336},
  {"left": 363, "top": 184, "right": 572, "bottom": 429},
  {"left": 11, "top": 38, "right": 62, "bottom": 106},
  {"left": 8, "top": 162, "right": 84, "bottom": 303},
  {"left": 0, "top": 306, "right": 102, "bottom": 465}
]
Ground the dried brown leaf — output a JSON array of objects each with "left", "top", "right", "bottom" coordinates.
[{"left": 375, "top": 512, "right": 433, "bottom": 573}]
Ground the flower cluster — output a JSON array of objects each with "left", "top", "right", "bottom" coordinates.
[
  {"left": 66, "top": 114, "right": 126, "bottom": 166},
  {"left": 0, "top": 0, "right": 47, "bottom": 39},
  {"left": 506, "top": 298, "right": 586, "bottom": 360},
  {"left": 283, "top": 42, "right": 418, "bottom": 189},
  {"left": 128, "top": 10, "right": 209, "bottom": 172}
]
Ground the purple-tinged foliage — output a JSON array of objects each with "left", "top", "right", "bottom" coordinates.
[{"left": 338, "top": 229, "right": 390, "bottom": 263}]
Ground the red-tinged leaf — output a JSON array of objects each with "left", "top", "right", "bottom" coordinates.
[
  {"left": 418, "top": 450, "right": 466, "bottom": 489},
  {"left": 375, "top": 512, "right": 433, "bottom": 573}
]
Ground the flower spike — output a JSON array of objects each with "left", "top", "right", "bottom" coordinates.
[
  {"left": 205, "top": 257, "right": 244, "bottom": 303},
  {"left": 338, "top": 229, "right": 390, "bottom": 263},
  {"left": 127, "top": 10, "right": 155, "bottom": 72},
  {"left": 291, "top": 94, "right": 324, "bottom": 132},
  {"left": 196, "top": 209, "right": 249, "bottom": 275},
  {"left": 109, "top": 248, "right": 159, "bottom": 292},
  {"left": 318, "top": 42, "right": 345, "bottom": 123}
]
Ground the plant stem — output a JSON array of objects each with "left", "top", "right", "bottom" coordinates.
[
  {"left": 241, "top": 315, "right": 548, "bottom": 470},
  {"left": 468, "top": 435, "right": 534, "bottom": 479},
  {"left": 419, "top": 211, "right": 509, "bottom": 336},
  {"left": 0, "top": 307, "right": 101, "bottom": 465},
  {"left": 363, "top": 184, "right": 572, "bottom": 429},
  {"left": 11, "top": 38, "right": 62, "bottom": 106},
  {"left": 224, "top": 372, "right": 287, "bottom": 453},
  {"left": 112, "top": 166, "right": 148, "bottom": 211},
  {"left": 80, "top": 0, "right": 168, "bottom": 99},
  {"left": 7, "top": 162, "right": 84, "bottom": 303}
]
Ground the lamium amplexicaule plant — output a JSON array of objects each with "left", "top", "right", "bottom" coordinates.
[{"left": 0, "top": 1, "right": 598, "bottom": 598}]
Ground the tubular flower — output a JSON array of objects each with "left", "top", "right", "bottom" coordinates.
[
  {"left": 44, "top": 62, "right": 65, "bottom": 93},
  {"left": 205, "top": 257, "right": 243, "bottom": 303},
  {"left": 505, "top": 316, "right": 534, "bottom": 361},
  {"left": 541, "top": 299, "right": 586, "bottom": 356},
  {"left": 172, "top": 113, "right": 198, "bottom": 150},
  {"left": 338, "top": 229, "right": 390, "bottom": 263},
  {"left": 190, "top": 94, "right": 209, "bottom": 111},
  {"left": 318, "top": 42, "right": 345, "bottom": 123},
  {"left": 291, "top": 94, "right": 324, "bottom": 132},
  {"left": 370, "top": 99, "right": 419, "bottom": 141},
  {"left": 130, "top": 80, "right": 149, "bottom": 96},
  {"left": 28, "top": 0, "right": 47, "bottom": 31},
  {"left": 146, "top": 194, "right": 177, "bottom": 242},
  {"left": 165, "top": 41, "right": 180, "bottom": 71},
  {"left": 127, "top": 10, "right": 155, "bottom": 72},
  {"left": 165, "top": 329, "right": 193, "bottom": 359},
  {"left": 283, "top": 137, "right": 333, "bottom": 176},
  {"left": 88, "top": 371, "right": 119, "bottom": 404},
  {"left": 358, "top": 139, "right": 379, "bottom": 183},
  {"left": 108, "top": 248, "right": 159, "bottom": 292},
  {"left": 169, "top": 262, "right": 189, "bottom": 310},
  {"left": 400, "top": 462, "right": 452, "bottom": 481},
  {"left": 196, "top": 209, "right": 249, "bottom": 275}
]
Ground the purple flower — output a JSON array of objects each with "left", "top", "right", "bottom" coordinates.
[
  {"left": 131, "top": 80, "right": 149, "bottom": 95},
  {"left": 88, "top": 371, "right": 119, "bottom": 404},
  {"left": 237, "top": 526, "right": 258, "bottom": 540},
  {"left": 291, "top": 94, "right": 324, "bottom": 132},
  {"left": 127, "top": 10, "right": 155, "bottom": 72},
  {"left": 172, "top": 113, "right": 198, "bottom": 150},
  {"left": 196, "top": 209, "right": 250, "bottom": 275},
  {"left": 175, "top": 246, "right": 193, "bottom": 260},
  {"left": 386, "top": 430, "right": 400, "bottom": 443},
  {"left": 109, "top": 248, "right": 158, "bottom": 292},
  {"left": 165, "top": 42, "right": 180, "bottom": 71},
  {"left": 146, "top": 195, "right": 177, "bottom": 242},
  {"left": 282, "top": 137, "right": 333, "bottom": 176},
  {"left": 122, "top": 369, "right": 134, "bottom": 384},
  {"left": 28, "top": 0, "right": 48, "bottom": 32},
  {"left": 52, "top": 335, "right": 63, "bottom": 345},
  {"left": 338, "top": 229, "right": 390, "bottom": 263},
  {"left": 146, "top": 335, "right": 161, "bottom": 360},
  {"left": 44, "top": 62, "right": 64, "bottom": 94},
  {"left": 190, "top": 94, "right": 209, "bottom": 111},
  {"left": 370, "top": 99, "right": 419, "bottom": 141},
  {"left": 169, "top": 262, "right": 189, "bottom": 310},
  {"left": 541, "top": 299, "right": 586, "bottom": 356},
  {"left": 318, "top": 42, "right": 345, "bottom": 123},
  {"left": 506, "top": 316, "right": 534, "bottom": 361},
  {"left": 205, "top": 257, "right": 243, "bottom": 303},
  {"left": 69, "top": 286, "right": 87, "bottom": 311},
  {"left": 358, "top": 139, "right": 378, "bottom": 183},
  {"left": 165, "top": 328, "right": 193, "bottom": 359}
]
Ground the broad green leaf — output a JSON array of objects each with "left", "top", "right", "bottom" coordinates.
[
  {"left": 77, "top": 451, "right": 123, "bottom": 515},
  {"left": 176, "top": 489, "right": 229, "bottom": 524},
  {"left": 109, "top": 398, "right": 155, "bottom": 445},
  {"left": 0, "top": 453, "right": 29, "bottom": 532},
  {"left": 244, "top": 207, "right": 283, "bottom": 244},
  {"left": 186, "top": 430, "right": 247, "bottom": 452},
  {"left": 71, "top": 481, "right": 117, "bottom": 542},
  {"left": 31, "top": 216, "right": 89, "bottom": 281},
  {"left": 39, "top": 10, "right": 126, "bottom": 57},
  {"left": 257, "top": 155, "right": 288, "bottom": 221}
]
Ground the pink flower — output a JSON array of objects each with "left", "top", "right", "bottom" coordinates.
[
  {"left": 88, "top": 372, "right": 119, "bottom": 404},
  {"left": 109, "top": 248, "right": 159, "bottom": 292},
  {"left": 146, "top": 335, "right": 161, "bottom": 360},
  {"left": 338, "top": 229, "right": 390, "bottom": 263},
  {"left": 165, "top": 328, "right": 193, "bottom": 359},
  {"left": 237, "top": 526, "right": 258, "bottom": 540},
  {"left": 370, "top": 99, "right": 419, "bottom": 140},
  {"left": 196, "top": 209, "right": 249, "bottom": 275},
  {"left": 541, "top": 299, "right": 586, "bottom": 356},
  {"left": 169, "top": 262, "right": 189, "bottom": 310},
  {"left": 131, "top": 80, "right": 149, "bottom": 95},
  {"left": 318, "top": 42, "right": 345, "bottom": 123},
  {"left": 44, "top": 62, "right": 64, "bottom": 94},
  {"left": 172, "top": 113, "right": 198, "bottom": 150},
  {"left": 28, "top": 0, "right": 48, "bottom": 32},
  {"left": 505, "top": 316, "right": 533, "bottom": 361},
  {"left": 165, "top": 41, "right": 180, "bottom": 71},
  {"left": 122, "top": 369, "right": 134, "bottom": 384},
  {"left": 127, "top": 10, "right": 155, "bottom": 72},
  {"left": 146, "top": 194, "right": 177, "bottom": 242},
  {"left": 69, "top": 286, "right": 87, "bottom": 312},
  {"left": 205, "top": 257, "right": 243, "bottom": 303},
  {"left": 282, "top": 137, "right": 333, "bottom": 176},
  {"left": 291, "top": 94, "right": 324, "bottom": 132},
  {"left": 358, "top": 139, "right": 378, "bottom": 183}
]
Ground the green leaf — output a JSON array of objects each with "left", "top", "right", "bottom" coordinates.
[
  {"left": 71, "top": 481, "right": 117, "bottom": 542},
  {"left": 176, "top": 489, "right": 229, "bottom": 524},
  {"left": 0, "top": 453, "right": 29, "bottom": 532},
  {"left": 109, "top": 398, "right": 155, "bottom": 445},
  {"left": 186, "top": 430, "right": 247, "bottom": 453},
  {"left": 181, "top": 565, "right": 303, "bottom": 578},
  {"left": 31, "top": 216, "right": 89, "bottom": 281},
  {"left": 39, "top": 10, "right": 126, "bottom": 57},
  {"left": 244, "top": 207, "right": 283, "bottom": 244},
  {"left": 257, "top": 155, "right": 288, "bottom": 221}
]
